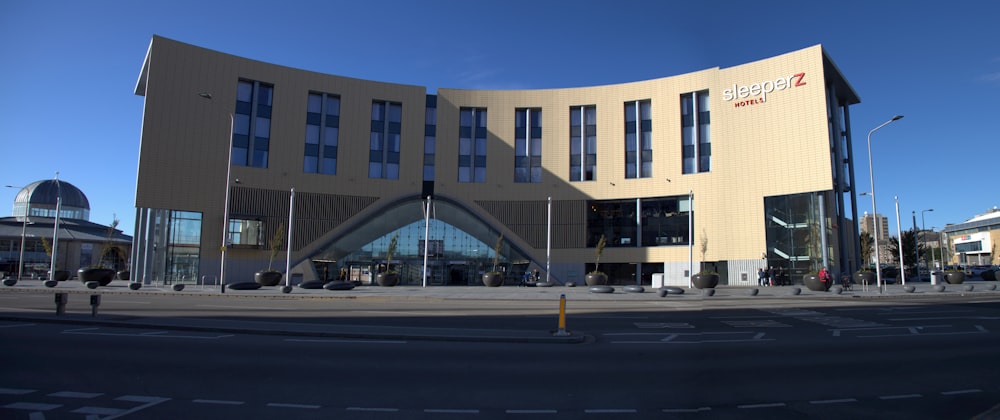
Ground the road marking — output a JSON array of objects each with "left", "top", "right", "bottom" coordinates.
[
  {"left": 810, "top": 398, "right": 857, "bottom": 404},
  {"left": 347, "top": 407, "right": 399, "bottom": 412},
  {"left": 879, "top": 394, "right": 922, "bottom": 400},
  {"left": 0, "top": 323, "right": 37, "bottom": 328},
  {"left": 49, "top": 391, "right": 102, "bottom": 398},
  {"left": 4, "top": 402, "right": 61, "bottom": 411},
  {"left": 584, "top": 408, "right": 638, "bottom": 413},
  {"left": 267, "top": 402, "right": 321, "bottom": 409},
  {"left": 507, "top": 409, "right": 558, "bottom": 414},
  {"left": 738, "top": 402, "right": 786, "bottom": 409},
  {"left": 663, "top": 407, "right": 711, "bottom": 413},
  {"left": 634, "top": 322, "right": 694, "bottom": 329},
  {"left": 0, "top": 387, "right": 36, "bottom": 395},
  {"left": 942, "top": 389, "right": 981, "bottom": 395},
  {"left": 72, "top": 406, "right": 126, "bottom": 415},
  {"left": 607, "top": 331, "right": 772, "bottom": 344},
  {"left": 194, "top": 399, "right": 245, "bottom": 405},
  {"left": 722, "top": 320, "right": 791, "bottom": 328},
  {"left": 889, "top": 316, "right": 1000, "bottom": 321},
  {"left": 425, "top": 409, "right": 480, "bottom": 413},
  {"left": 102, "top": 395, "right": 169, "bottom": 420},
  {"left": 62, "top": 328, "right": 233, "bottom": 340},
  {"left": 285, "top": 338, "right": 406, "bottom": 344},
  {"left": 197, "top": 304, "right": 288, "bottom": 310}
]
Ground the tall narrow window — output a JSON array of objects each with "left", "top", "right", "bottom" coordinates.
[
  {"left": 625, "top": 100, "right": 652, "bottom": 179},
  {"left": 369, "top": 100, "right": 402, "bottom": 179},
  {"left": 304, "top": 92, "right": 340, "bottom": 174},
  {"left": 570, "top": 105, "right": 597, "bottom": 181},
  {"left": 458, "top": 107, "right": 487, "bottom": 183},
  {"left": 424, "top": 95, "right": 437, "bottom": 181},
  {"left": 515, "top": 108, "right": 542, "bottom": 183},
  {"left": 681, "top": 90, "right": 710, "bottom": 174},
  {"left": 233, "top": 80, "right": 273, "bottom": 168}
]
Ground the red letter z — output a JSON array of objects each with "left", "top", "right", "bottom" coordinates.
[{"left": 793, "top": 72, "right": 806, "bottom": 87}]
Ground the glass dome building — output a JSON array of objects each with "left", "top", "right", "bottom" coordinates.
[{"left": 12, "top": 179, "right": 91, "bottom": 221}]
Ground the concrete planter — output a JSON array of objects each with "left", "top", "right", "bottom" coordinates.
[
  {"left": 854, "top": 271, "right": 875, "bottom": 287},
  {"left": 79, "top": 268, "right": 115, "bottom": 286},
  {"left": 376, "top": 272, "right": 399, "bottom": 287},
  {"left": 255, "top": 271, "right": 283, "bottom": 286},
  {"left": 691, "top": 273, "right": 719, "bottom": 289},
  {"left": 803, "top": 274, "right": 830, "bottom": 291},
  {"left": 482, "top": 273, "right": 503, "bottom": 287},
  {"left": 945, "top": 272, "right": 966, "bottom": 284},
  {"left": 585, "top": 273, "right": 608, "bottom": 286}
]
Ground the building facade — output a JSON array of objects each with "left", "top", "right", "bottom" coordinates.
[
  {"left": 943, "top": 208, "right": 1000, "bottom": 267},
  {"left": 132, "top": 36, "right": 862, "bottom": 287}
]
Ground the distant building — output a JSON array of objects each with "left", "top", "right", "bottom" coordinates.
[
  {"left": 0, "top": 179, "right": 132, "bottom": 279},
  {"left": 860, "top": 212, "right": 890, "bottom": 264},
  {"left": 942, "top": 207, "right": 1000, "bottom": 266}
]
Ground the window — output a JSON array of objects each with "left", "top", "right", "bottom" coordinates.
[
  {"left": 424, "top": 95, "right": 437, "bottom": 181},
  {"left": 370, "top": 100, "right": 402, "bottom": 179},
  {"left": 515, "top": 108, "right": 542, "bottom": 183},
  {"left": 570, "top": 105, "right": 597, "bottom": 181},
  {"left": 586, "top": 196, "right": 692, "bottom": 248},
  {"left": 625, "top": 100, "right": 652, "bottom": 178},
  {"left": 681, "top": 91, "right": 710, "bottom": 174},
  {"left": 458, "top": 107, "right": 487, "bottom": 183},
  {"left": 233, "top": 79, "right": 273, "bottom": 168},
  {"left": 227, "top": 218, "right": 263, "bottom": 247},
  {"left": 304, "top": 93, "right": 340, "bottom": 174}
]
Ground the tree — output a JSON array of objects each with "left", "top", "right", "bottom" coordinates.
[
  {"left": 859, "top": 231, "right": 874, "bottom": 267},
  {"left": 887, "top": 229, "right": 922, "bottom": 268}
]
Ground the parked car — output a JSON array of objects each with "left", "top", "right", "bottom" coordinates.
[{"left": 965, "top": 265, "right": 993, "bottom": 279}]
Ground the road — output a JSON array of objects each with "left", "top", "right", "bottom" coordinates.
[{"left": 1, "top": 291, "right": 1000, "bottom": 418}]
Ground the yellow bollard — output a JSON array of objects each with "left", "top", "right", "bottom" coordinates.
[{"left": 553, "top": 293, "right": 570, "bottom": 336}]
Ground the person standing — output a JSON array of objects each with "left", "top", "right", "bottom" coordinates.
[
  {"left": 758, "top": 268, "right": 766, "bottom": 287},
  {"left": 767, "top": 266, "right": 775, "bottom": 287}
]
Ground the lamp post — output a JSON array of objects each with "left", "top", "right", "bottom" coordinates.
[
  {"left": 921, "top": 209, "right": 933, "bottom": 272},
  {"left": 865, "top": 115, "right": 904, "bottom": 292},
  {"left": 688, "top": 190, "right": 693, "bottom": 289},
  {"left": 49, "top": 172, "right": 62, "bottom": 282},
  {"left": 5, "top": 185, "right": 30, "bottom": 279},
  {"left": 894, "top": 196, "right": 906, "bottom": 285},
  {"left": 199, "top": 92, "right": 234, "bottom": 293}
]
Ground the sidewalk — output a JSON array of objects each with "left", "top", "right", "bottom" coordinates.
[{"left": 2, "top": 278, "right": 998, "bottom": 344}]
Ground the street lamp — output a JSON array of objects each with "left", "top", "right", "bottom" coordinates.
[
  {"left": 894, "top": 196, "right": 906, "bottom": 285},
  {"left": 49, "top": 172, "right": 62, "bottom": 283},
  {"left": 199, "top": 92, "right": 234, "bottom": 293},
  {"left": 865, "top": 115, "right": 904, "bottom": 292},
  {"left": 688, "top": 190, "right": 693, "bottom": 289},
  {"left": 5, "top": 185, "right": 32, "bottom": 280}
]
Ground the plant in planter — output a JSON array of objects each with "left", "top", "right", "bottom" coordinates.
[
  {"left": 254, "top": 222, "right": 286, "bottom": 286},
  {"left": 376, "top": 233, "right": 400, "bottom": 287},
  {"left": 691, "top": 230, "right": 719, "bottom": 289},
  {"left": 482, "top": 234, "right": 504, "bottom": 287},
  {"left": 853, "top": 266, "right": 876, "bottom": 286},
  {"left": 803, "top": 267, "right": 832, "bottom": 291},
  {"left": 81, "top": 215, "right": 123, "bottom": 286},
  {"left": 585, "top": 234, "right": 608, "bottom": 286},
  {"left": 944, "top": 267, "right": 966, "bottom": 284}
]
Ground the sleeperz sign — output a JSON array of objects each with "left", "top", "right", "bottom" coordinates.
[{"left": 722, "top": 73, "right": 806, "bottom": 107}]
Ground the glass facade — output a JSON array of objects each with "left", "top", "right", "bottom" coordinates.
[
  {"left": 458, "top": 107, "right": 487, "bottom": 183},
  {"left": 681, "top": 91, "right": 710, "bottom": 174},
  {"left": 514, "top": 108, "right": 542, "bottom": 183},
  {"left": 423, "top": 95, "right": 437, "bottom": 181},
  {"left": 233, "top": 80, "right": 273, "bottom": 168},
  {"left": 586, "top": 196, "right": 692, "bottom": 248},
  {"left": 369, "top": 101, "right": 402, "bottom": 179},
  {"left": 764, "top": 191, "right": 833, "bottom": 281},
  {"left": 570, "top": 105, "right": 597, "bottom": 181},
  {"left": 625, "top": 100, "right": 652, "bottom": 179},
  {"left": 228, "top": 218, "right": 262, "bottom": 247},
  {"left": 304, "top": 92, "right": 340, "bottom": 174}
]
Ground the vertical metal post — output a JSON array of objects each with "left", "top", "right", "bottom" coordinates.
[
  {"left": 285, "top": 188, "right": 295, "bottom": 288},
  {"left": 50, "top": 173, "right": 62, "bottom": 282},
  {"left": 546, "top": 197, "right": 551, "bottom": 284}
]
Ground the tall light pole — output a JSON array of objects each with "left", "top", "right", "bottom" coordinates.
[
  {"left": 5, "top": 185, "right": 30, "bottom": 279},
  {"left": 865, "top": 115, "right": 904, "bottom": 292},
  {"left": 687, "top": 190, "right": 693, "bottom": 288},
  {"left": 894, "top": 196, "right": 906, "bottom": 285},
  {"left": 49, "top": 172, "right": 62, "bottom": 282},
  {"left": 199, "top": 92, "right": 234, "bottom": 293},
  {"left": 921, "top": 209, "right": 933, "bottom": 271}
]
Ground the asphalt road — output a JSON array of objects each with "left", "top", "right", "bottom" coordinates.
[{"left": 2, "top": 288, "right": 1000, "bottom": 419}]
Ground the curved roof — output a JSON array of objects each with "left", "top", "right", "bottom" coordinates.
[{"left": 13, "top": 179, "right": 90, "bottom": 212}]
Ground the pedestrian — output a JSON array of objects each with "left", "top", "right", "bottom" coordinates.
[
  {"left": 777, "top": 266, "right": 786, "bottom": 286},
  {"left": 819, "top": 266, "right": 831, "bottom": 286},
  {"left": 767, "top": 266, "right": 775, "bottom": 287},
  {"left": 338, "top": 268, "right": 347, "bottom": 282},
  {"left": 758, "top": 267, "right": 766, "bottom": 287},
  {"left": 532, "top": 268, "right": 541, "bottom": 283},
  {"left": 519, "top": 271, "right": 531, "bottom": 287}
]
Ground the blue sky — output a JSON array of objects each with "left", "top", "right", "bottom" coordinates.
[{"left": 1, "top": 0, "right": 997, "bottom": 237}]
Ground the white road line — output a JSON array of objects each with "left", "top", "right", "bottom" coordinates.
[
  {"left": 103, "top": 395, "right": 169, "bottom": 420},
  {"left": 879, "top": 394, "right": 922, "bottom": 400},
  {"left": 4, "top": 402, "right": 61, "bottom": 411},
  {"left": 267, "top": 402, "right": 321, "bottom": 409},
  {"left": 425, "top": 409, "right": 480, "bottom": 413},
  {"left": 285, "top": 338, "right": 406, "bottom": 344},
  {"left": 584, "top": 408, "right": 638, "bottom": 413},
  {"left": 193, "top": 399, "right": 245, "bottom": 405},
  {"left": 738, "top": 402, "right": 786, "bottom": 409},
  {"left": 347, "top": 407, "right": 399, "bottom": 412},
  {"left": 506, "top": 409, "right": 558, "bottom": 414},
  {"left": 0, "top": 387, "right": 36, "bottom": 395},
  {"left": 0, "top": 323, "right": 37, "bottom": 328},
  {"left": 49, "top": 391, "right": 102, "bottom": 398},
  {"left": 810, "top": 398, "right": 857, "bottom": 404},
  {"left": 942, "top": 389, "right": 981, "bottom": 395},
  {"left": 197, "top": 304, "right": 287, "bottom": 310},
  {"left": 662, "top": 407, "right": 711, "bottom": 413}
]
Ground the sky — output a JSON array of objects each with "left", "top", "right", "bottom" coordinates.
[{"left": 1, "top": 0, "right": 998, "bottom": 237}]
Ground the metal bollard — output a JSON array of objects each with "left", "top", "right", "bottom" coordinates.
[
  {"left": 90, "top": 294, "right": 101, "bottom": 317},
  {"left": 54, "top": 293, "right": 67, "bottom": 316},
  {"left": 553, "top": 294, "right": 570, "bottom": 336}
]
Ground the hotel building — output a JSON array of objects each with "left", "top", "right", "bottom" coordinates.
[{"left": 132, "top": 36, "right": 862, "bottom": 287}]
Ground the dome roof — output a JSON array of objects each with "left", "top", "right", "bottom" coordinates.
[{"left": 12, "top": 179, "right": 91, "bottom": 220}]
